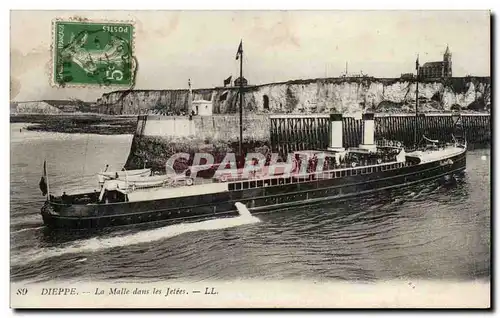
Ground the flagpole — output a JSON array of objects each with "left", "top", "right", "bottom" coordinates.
[
  {"left": 45, "top": 160, "right": 50, "bottom": 201},
  {"left": 239, "top": 43, "right": 244, "bottom": 160}
]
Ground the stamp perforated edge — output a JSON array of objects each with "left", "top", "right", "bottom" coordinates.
[{"left": 50, "top": 17, "right": 137, "bottom": 89}]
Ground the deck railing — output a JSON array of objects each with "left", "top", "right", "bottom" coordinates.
[{"left": 111, "top": 159, "right": 409, "bottom": 194}]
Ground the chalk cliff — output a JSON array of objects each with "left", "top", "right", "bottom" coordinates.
[
  {"left": 10, "top": 101, "right": 63, "bottom": 114},
  {"left": 97, "top": 77, "right": 491, "bottom": 115}
]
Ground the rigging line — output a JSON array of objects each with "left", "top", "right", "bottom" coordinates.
[{"left": 81, "top": 134, "right": 91, "bottom": 191}]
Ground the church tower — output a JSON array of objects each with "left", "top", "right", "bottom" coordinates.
[{"left": 443, "top": 45, "right": 452, "bottom": 77}]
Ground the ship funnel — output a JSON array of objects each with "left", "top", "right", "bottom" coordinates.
[
  {"left": 359, "top": 113, "right": 377, "bottom": 152},
  {"left": 327, "top": 113, "right": 344, "bottom": 152}
]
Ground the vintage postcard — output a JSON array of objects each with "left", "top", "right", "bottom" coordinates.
[{"left": 10, "top": 10, "right": 491, "bottom": 308}]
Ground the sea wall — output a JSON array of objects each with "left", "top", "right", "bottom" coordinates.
[
  {"left": 98, "top": 77, "right": 491, "bottom": 115},
  {"left": 125, "top": 112, "right": 490, "bottom": 171},
  {"left": 138, "top": 114, "right": 270, "bottom": 141},
  {"left": 125, "top": 114, "right": 271, "bottom": 170}
]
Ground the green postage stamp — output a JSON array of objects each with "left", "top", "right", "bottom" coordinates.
[{"left": 52, "top": 20, "right": 135, "bottom": 87}]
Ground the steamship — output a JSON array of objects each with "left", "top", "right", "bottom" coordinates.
[
  {"left": 40, "top": 112, "right": 467, "bottom": 229},
  {"left": 40, "top": 45, "right": 466, "bottom": 229}
]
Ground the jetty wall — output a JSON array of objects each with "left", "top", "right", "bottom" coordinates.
[
  {"left": 135, "top": 114, "right": 270, "bottom": 141},
  {"left": 270, "top": 113, "right": 491, "bottom": 156},
  {"left": 98, "top": 77, "right": 491, "bottom": 115},
  {"left": 126, "top": 114, "right": 271, "bottom": 170},
  {"left": 124, "top": 113, "right": 490, "bottom": 171}
]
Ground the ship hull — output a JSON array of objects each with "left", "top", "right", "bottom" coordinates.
[{"left": 41, "top": 150, "right": 466, "bottom": 230}]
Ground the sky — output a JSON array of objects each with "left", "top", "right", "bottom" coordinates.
[{"left": 10, "top": 10, "right": 490, "bottom": 102}]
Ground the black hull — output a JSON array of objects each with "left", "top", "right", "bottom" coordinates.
[{"left": 41, "top": 151, "right": 466, "bottom": 230}]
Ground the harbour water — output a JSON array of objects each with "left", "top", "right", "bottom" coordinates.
[{"left": 10, "top": 123, "right": 490, "bottom": 283}]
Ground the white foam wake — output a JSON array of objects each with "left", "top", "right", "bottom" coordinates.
[
  {"left": 12, "top": 203, "right": 259, "bottom": 266},
  {"left": 235, "top": 201, "right": 253, "bottom": 218},
  {"left": 11, "top": 226, "right": 45, "bottom": 234}
]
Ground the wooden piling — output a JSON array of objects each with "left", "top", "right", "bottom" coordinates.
[{"left": 270, "top": 113, "right": 490, "bottom": 156}]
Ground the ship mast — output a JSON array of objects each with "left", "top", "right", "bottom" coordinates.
[
  {"left": 188, "top": 78, "right": 192, "bottom": 114},
  {"left": 236, "top": 40, "right": 244, "bottom": 159},
  {"left": 415, "top": 55, "right": 419, "bottom": 147}
]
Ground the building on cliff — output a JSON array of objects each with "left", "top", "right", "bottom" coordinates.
[{"left": 418, "top": 45, "right": 452, "bottom": 79}]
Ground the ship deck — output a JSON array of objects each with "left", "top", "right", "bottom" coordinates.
[
  {"left": 406, "top": 146, "right": 465, "bottom": 163},
  {"left": 57, "top": 145, "right": 465, "bottom": 205},
  {"left": 126, "top": 182, "right": 229, "bottom": 202},
  {"left": 123, "top": 145, "right": 466, "bottom": 202},
  {"left": 123, "top": 159, "right": 410, "bottom": 202}
]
